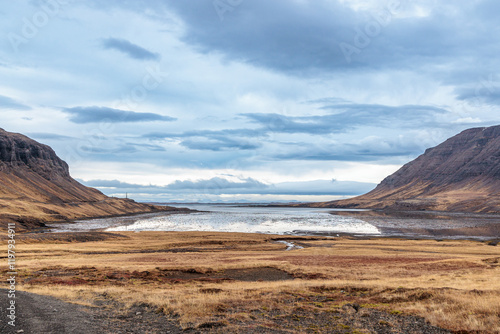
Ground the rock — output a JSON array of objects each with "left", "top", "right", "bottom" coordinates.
[
  {"left": 342, "top": 303, "right": 360, "bottom": 313},
  {"left": 314, "top": 125, "right": 500, "bottom": 213},
  {"left": 0, "top": 128, "right": 69, "bottom": 179},
  {"left": 0, "top": 128, "right": 173, "bottom": 230}
]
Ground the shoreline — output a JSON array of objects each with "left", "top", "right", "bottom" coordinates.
[
  {"left": 20, "top": 203, "right": 500, "bottom": 242},
  {"left": 44, "top": 209, "right": 195, "bottom": 234},
  {"left": 326, "top": 209, "right": 500, "bottom": 242},
  {"left": 8, "top": 206, "right": 195, "bottom": 234}
]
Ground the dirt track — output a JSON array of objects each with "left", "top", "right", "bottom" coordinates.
[
  {"left": 1, "top": 288, "right": 104, "bottom": 333},
  {"left": 0, "top": 289, "right": 182, "bottom": 333}
]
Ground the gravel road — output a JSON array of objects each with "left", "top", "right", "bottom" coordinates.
[
  {"left": 1, "top": 288, "right": 106, "bottom": 333},
  {"left": 0, "top": 289, "right": 182, "bottom": 333}
]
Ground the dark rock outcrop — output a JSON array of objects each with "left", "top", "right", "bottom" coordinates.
[
  {"left": 311, "top": 125, "right": 500, "bottom": 213},
  {"left": 0, "top": 128, "right": 103, "bottom": 203},
  {"left": 0, "top": 128, "right": 170, "bottom": 230},
  {"left": 0, "top": 128, "right": 70, "bottom": 179}
]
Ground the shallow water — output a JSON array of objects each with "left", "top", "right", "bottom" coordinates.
[
  {"left": 48, "top": 204, "right": 500, "bottom": 240},
  {"left": 50, "top": 204, "right": 380, "bottom": 236}
]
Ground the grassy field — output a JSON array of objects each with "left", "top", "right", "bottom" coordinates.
[{"left": 4, "top": 231, "right": 500, "bottom": 333}]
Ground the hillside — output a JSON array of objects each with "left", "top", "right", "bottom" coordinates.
[
  {"left": 0, "top": 128, "right": 171, "bottom": 230},
  {"left": 311, "top": 125, "right": 500, "bottom": 213}
]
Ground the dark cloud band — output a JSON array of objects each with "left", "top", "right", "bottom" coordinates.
[
  {"left": 101, "top": 38, "right": 160, "bottom": 61},
  {"left": 62, "top": 106, "right": 176, "bottom": 123}
]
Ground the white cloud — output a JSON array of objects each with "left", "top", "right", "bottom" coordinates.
[{"left": 1, "top": 0, "right": 498, "bottom": 202}]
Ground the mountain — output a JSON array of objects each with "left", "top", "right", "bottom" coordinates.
[
  {"left": 0, "top": 128, "right": 173, "bottom": 230},
  {"left": 310, "top": 125, "right": 500, "bottom": 213}
]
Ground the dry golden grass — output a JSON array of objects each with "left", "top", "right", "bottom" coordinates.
[
  {"left": 5, "top": 231, "right": 500, "bottom": 332},
  {"left": 398, "top": 289, "right": 500, "bottom": 332}
]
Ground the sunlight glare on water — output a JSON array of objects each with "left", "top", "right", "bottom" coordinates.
[{"left": 105, "top": 205, "right": 380, "bottom": 235}]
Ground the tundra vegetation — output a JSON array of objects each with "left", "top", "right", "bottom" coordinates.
[{"left": 3, "top": 231, "right": 499, "bottom": 333}]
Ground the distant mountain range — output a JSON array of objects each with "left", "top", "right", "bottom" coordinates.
[
  {"left": 0, "top": 128, "right": 173, "bottom": 231},
  {"left": 3, "top": 124, "right": 500, "bottom": 232},
  {"left": 308, "top": 125, "right": 500, "bottom": 213}
]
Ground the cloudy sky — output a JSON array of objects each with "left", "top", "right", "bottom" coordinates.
[{"left": 1, "top": 0, "right": 499, "bottom": 203}]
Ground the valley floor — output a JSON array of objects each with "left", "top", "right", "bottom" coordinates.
[{"left": 2, "top": 231, "right": 499, "bottom": 333}]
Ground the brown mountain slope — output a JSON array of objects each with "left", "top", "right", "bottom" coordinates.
[
  {"left": 0, "top": 128, "right": 172, "bottom": 230},
  {"left": 310, "top": 125, "right": 500, "bottom": 213}
]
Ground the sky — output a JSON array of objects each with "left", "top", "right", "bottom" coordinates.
[{"left": 1, "top": 0, "right": 499, "bottom": 203}]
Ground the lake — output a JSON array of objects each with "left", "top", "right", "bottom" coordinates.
[
  {"left": 48, "top": 204, "right": 500, "bottom": 240},
  {"left": 49, "top": 204, "right": 378, "bottom": 236}
]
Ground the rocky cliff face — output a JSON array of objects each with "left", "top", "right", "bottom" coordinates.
[
  {"left": 0, "top": 128, "right": 104, "bottom": 203},
  {"left": 379, "top": 126, "right": 500, "bottom": 190},
  {"left": 0, "top": 128, "right": 70, "bottom": 178},
  {"left": 0, "top": 128, "right": 168, "bottom": 230},
  {"left": 313, "top": 125, "right": 500, "bottom": 213}
]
